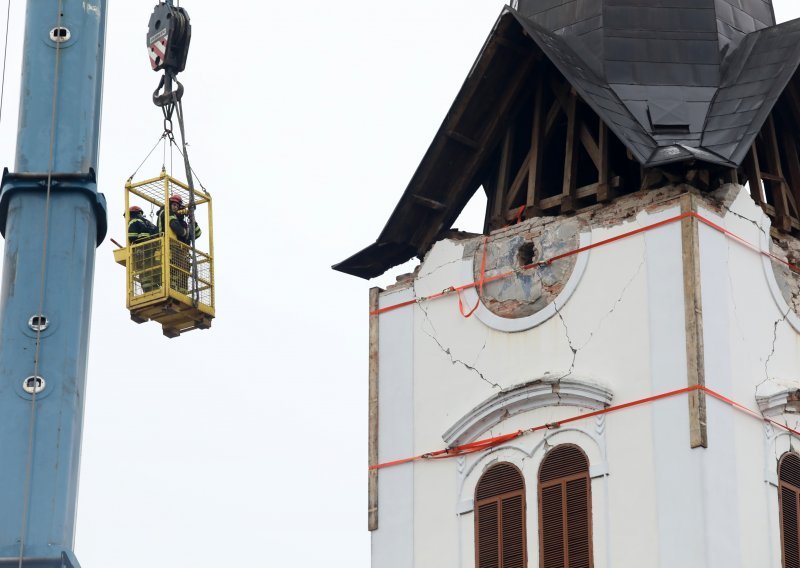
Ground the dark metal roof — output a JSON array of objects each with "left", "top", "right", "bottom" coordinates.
[
  {"left": 335, "top": 2, "right": 800, "bottom": 279},
  {"left": 512, "top": 14, "right": 656, "bottom": 165},
  {"left": 703, "top": 17, "right": 800, "bottom": 164}
]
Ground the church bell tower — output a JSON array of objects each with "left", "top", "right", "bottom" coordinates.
[{"left": 336, "top": 1, "right": 800, "bottom": 566}]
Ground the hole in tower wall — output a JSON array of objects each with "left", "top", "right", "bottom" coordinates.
[{"left": 517, "top": 242, "right": 536, "bottom": 267}]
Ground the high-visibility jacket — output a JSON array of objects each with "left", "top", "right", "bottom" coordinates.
[
  {"left": 127, "top": 214, "right": 158, "bottom": 244},
  {"left": 157, "top": 208, "right": 202, "bottom": 245}
]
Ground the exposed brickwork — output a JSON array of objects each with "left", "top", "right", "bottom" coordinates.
[
  {"left": 770, "top": 234, "right": 800, "bottom": 314},
  {"left": 387, "top": 184, "right": 800, "bottom": 323},
  {"left": 464, "top": 186, "right": 689, "bottom": 319}
]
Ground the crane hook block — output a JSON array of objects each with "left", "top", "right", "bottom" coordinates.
[{"left": 147, "top": 3, "right": 191, "bottom": 74}]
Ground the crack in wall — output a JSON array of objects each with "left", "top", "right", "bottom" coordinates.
[
  {"left": 545, "top": 256, "right": 644, "bottom": 383},
  {"left": 417, "top": 256, "right": 463, "bottom": 280},
  {"left": 418, "top": 299, "right": 439, "bottom": 338},
  {"left": 473, "top": 339, "right": 487, "bottom": 369},
  {"left": 575, "top": 256, "right": 645, "bottom": 351},
  {"left": 418, "top": 302, "right": 501, "bottom": 391},
  {"left": 757, "top": 310, "right": 790, "bottom": 392},
  {"left": 712, "top": 183, "right": 769, "bottom": 236},
  {"left": 554, "top": 302, "right": 577, "bottom": 380},
  {"left": 722, "top": 205, "right": 765, "bottom": 237}
]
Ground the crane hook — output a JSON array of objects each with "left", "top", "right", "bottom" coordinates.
[{"left": 147, "top": 2, "right": 191, "bottom": 108}]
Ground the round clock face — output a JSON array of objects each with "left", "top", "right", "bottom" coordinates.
[{"left": 475, "top": 218, "right": 582, "bottom": 320}]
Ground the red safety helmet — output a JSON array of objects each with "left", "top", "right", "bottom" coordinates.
[
  {"left": 169, "top": 194, "right": 183, "bottom": 205},
  {"left": 129, "top": 205, "right": 143, "bottom": 214}
]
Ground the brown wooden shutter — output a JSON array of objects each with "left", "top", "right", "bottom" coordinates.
[
  {"left": 538, "top": 445, "right": 593, "bottom": 568},
  {"left": 475, "top": 462, "right": 528, "bottom": 568},
  {"left": 780, "top": 453, "right": 800, "bottom": 568},
  {"left": 478, "top": 501, "right": 501, "bottom": 568},
  {"left": 502, "top": 494, "right": 526, "bottom": 568},
  {"left": 540, "top": 484, "right": 565, "bottom": 568}
]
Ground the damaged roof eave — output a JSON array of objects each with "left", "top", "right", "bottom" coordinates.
[
  {"left": 333, "top": 9, "right": 528, "bottom": 279},
  {"left": 334, "top": 10, "right": 800, "bottom": 280},
  {"left": 334, "top": 10, "right": 657, "bottom": 279}
]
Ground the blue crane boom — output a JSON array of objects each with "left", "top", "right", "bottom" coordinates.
[{"left": 0, "top": 1, "right": 108, "bottom": 566}]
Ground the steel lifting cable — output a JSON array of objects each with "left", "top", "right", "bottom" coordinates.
[
  {"left": 168, "top": 123, "right": 174, "bottom": 176},
  {"left": 168, "top": 134, "right": 207, "bottom": 191},
  {"left": 128, "top": 132, "right": 168, "bottom": 181},
  {"left": 173, "top": 96, "right": 200, "bottom": 307},
  {"left": 154, "top": 92, "right": 199, "bottom": 305},
  {"left": 153, "top": 0, "right": 200, "bottom": 306},
  {"left": 18, "top": 2, "right": 63, "bottom": 564},
  {"left": 167, "top": 136, "right": 206, "bottom": 191}
]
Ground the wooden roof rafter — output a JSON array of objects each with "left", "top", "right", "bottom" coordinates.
[
  {"left": 334, "top": 7, "right": 800, "bottom": 279},
  {"left": 486, "top": 69, "right": 623, "bottom": 231}
]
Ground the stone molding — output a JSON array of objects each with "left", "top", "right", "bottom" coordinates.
[
  {"left": 756, "top": 378, "right": 800, "bottom": 417},
  {"left": 442, "top": 376, "right": 613, "bottom": 447}
]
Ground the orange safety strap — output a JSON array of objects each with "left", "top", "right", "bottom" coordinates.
[
  {"left": 368, "top": 385, "right": 800, "bottom": 470},
  {"left": 369, "top": 211, "right": 800, "bottom": 317},
  {"left": 692, "top": 212, "right": 800, "bottom": 273},
  {"left": 525, "top": 211, "right": 693, "bottom": 270},
  {"left": 369, "top": 431, "right": 523, "bottom": 471},
  {"left": 704, "top": 385, "right": 800, "bottom": 437},
  {"left": 515, "top": 205, "right": 525, "bottom": 225},
  {"left": 457, "top": 237, "right": 488, "bottom": 318}
]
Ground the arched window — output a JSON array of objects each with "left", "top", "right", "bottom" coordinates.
[
  {"left": 538, "top": 444, "right": 593, "bottom": 568},
  {"left": 475, "top": 462, "right": 527, "bottom": 568},
  {"left": 780, "top": 453, "right": 800, "bottom": 568}
]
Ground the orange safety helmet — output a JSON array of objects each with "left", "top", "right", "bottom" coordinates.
[
  {"left": 129, "top": 205, "right": 143, "bottom": 214},
  {"left": 169, "top": 194, "right": 183, "bottom": 205}
]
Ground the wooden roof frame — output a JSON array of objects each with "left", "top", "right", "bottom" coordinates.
[{"left": 334, "top": 8, "right": 800, "bottom": 279}]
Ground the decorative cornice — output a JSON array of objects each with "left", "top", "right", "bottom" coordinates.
[
  {"left": 756, "top": 379, "right": 800, "bottom": 417},
  {"left": 442, "top": 376, "right": 613, "bottom": 447}
]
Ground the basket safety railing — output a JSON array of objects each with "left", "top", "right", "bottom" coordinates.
[
  {"left": 128, "top": 237, "right": 164, "bottom": 302},
  {"left": 127, "top": 234, "right": 214, "bottom": 312},
  {"left": 167, "top": 237, "right": 214, "bottom": 309}
]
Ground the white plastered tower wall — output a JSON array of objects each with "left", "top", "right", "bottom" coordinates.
[{"left": 369, "top": 184, "right": 800, "bottom": 567}]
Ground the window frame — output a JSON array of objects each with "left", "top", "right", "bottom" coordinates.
[
  {"left": 779, "top": 452, "right": 800, "bottom": 568},
  {"left": 537, "top": 444, "right": 594, "bottom": 568},
  {"left": 474, "top": 461, "right": 528, "bottom": 568}
]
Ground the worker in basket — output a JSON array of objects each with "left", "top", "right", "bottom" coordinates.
[
  {"left": 127, "top": 205, "right": 158, "bottom": 244},
  {"left": 127, "top": 206, "right": 160, "bottom": 292},
  {"left": 157, "top": 194, "right": 202, "bottom": 294}
]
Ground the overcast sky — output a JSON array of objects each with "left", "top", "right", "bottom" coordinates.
[{"left": 0, "top": 1, "right": 798, "bottom": 566}]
